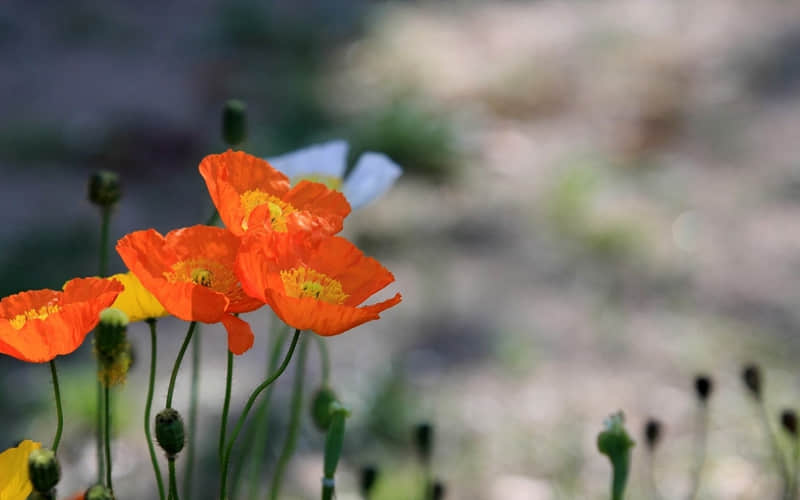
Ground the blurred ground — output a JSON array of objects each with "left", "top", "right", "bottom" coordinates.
[{"left": 3, "top": 1, "right": 800, "bottom": 499}]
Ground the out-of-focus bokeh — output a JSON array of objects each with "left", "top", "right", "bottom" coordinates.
[{"left": 2, "top": 0, "right": 800, "bottom": 498}]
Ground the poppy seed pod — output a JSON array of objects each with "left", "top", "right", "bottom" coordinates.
[
  {"left": 155, "top": 408, "right": 185, "bottom": 459},
  {"left": 311, "top": 386, "right": 338, "bottom": 431},
  {"left": 85, "top": 484, "right": 115, "bottom": 500},
  {"left": 742, "top": 364, "right": 762, "bottom": 399},
  {"left": 28, "top": 448, "right": 60, "bottom": 493},
  {"left": 222, "top": 99, "right": 247, "bottom": 146},
  {"left": 88, "top": 170, "right": 121, "bottom": 208}
]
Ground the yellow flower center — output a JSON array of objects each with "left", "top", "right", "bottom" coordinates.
[
  {"left": 240, "top": 189, "right": 296, "bottom": 232},
  {"left": 166, "top": 259, "right": 247, "bottom": 302},
  {"left": 280, "top": 267, "right": 348, "bottom": 304},
  {"left": 291, "top": 174, "right": 343, "bottom": 191},
  {"left": 9, "top": 303, "right": 61, "bottom": 330}
]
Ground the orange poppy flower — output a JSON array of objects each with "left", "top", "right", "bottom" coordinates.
[
  {"left": 199, "top": 150, "right": 351, "bottom": 236},
  {"left": 0, "top": 278, "right": 123, "bottom": 363},
  {"left": 235, "top": 231, "right": 401, "bottom": 336},
  {"left": 116, "top": 225, "right": 261, "bottom": 354}
]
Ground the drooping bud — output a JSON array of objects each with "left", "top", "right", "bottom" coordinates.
[
  {"left": 94, "top": 308, "right": 131, "bottom": 386},
  {"left": 85, "top": 483, "right": 115, "bottom": 500},
  {"left": 359, "top": 465, "right": 379, "bottom": 497},
  {"left": 155, "top": 408, "right": 185, "bottom": 459},
  {"left": 643, "top": 418, "right": 662, "bottom": 450},
  {"left": 414, "top": 422, "right": 434, "bottom": 464},
  {"left": 88, "top": 170, "right": 121, "bottom": 208},
  {"left": 742, "top": 364, "right": 762, "bottom": 400},
  {"left": 782, "top": 409, "right": 798, "bottom": 437},
  {"left": 222, "top": 99, "right": 247, "bottom": 147},
  {"left": 311, "top": 385, "right": 338, "bottom": 431},
  {"left": 431, "top": 480, "right": 446, "bottom": 500},
  {"left": 597, "top": 411, "right": 635, "bottom": 500},
  {"left": 322, "top": 402, "right": 351, "bottom": 500},
  {"left": 28, "top": 448, "right": 60, "bottom": 493},
  {"left": 694, "top": 375, "right": 713, "bottom": 403}
]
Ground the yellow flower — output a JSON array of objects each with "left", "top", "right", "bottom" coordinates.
[
  {"left": 0, "top": 440, "right": 41, "bottom": 500},
  {"left": 109, "top": 272, "right": 168, "bottom": 322}
]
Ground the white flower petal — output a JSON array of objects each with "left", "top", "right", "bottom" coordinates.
[
  {"left": 343, "top": 152, "right": 403, "bottom": 209},
  {"left": 266, "top": 140, "right": 349, "bottom": 180}
]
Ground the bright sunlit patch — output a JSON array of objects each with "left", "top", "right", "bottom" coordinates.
[
  {"left": 9, "top": 303, "right": 61, "bottom": 330},
  {"left": 239, "top": 189, "right": 296, "bottom": 231},
  {"left": 280, "top": 267, "right": 349, "bottom": 304}
]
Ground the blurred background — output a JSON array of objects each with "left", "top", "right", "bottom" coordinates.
[{"left": 2, "top": 0, "right": 800, "bottom": 498}]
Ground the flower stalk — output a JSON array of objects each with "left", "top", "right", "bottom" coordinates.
[{"left": 145, "top": 319, "right": 166, "bottom": 500}]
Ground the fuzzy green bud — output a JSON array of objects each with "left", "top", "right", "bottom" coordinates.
[
  {"left": 28, "top": 448, "right": 60, "bottom": 493},
  {"left": 95, "top": 308, "right": 131, "bottom": 386},
  {"left": 155, "top": 408, "right": 185, "bottom": 459},
  {"left": 85, "top": 483, "right": 115, "bottom": 500},
  {"left": 222, "top": 99, "right": 247, "bottom": 146},
  {"left": 322, "top": 402, "right": 350, "bottom": 500},
  {"left": 597, "top": 412, "right": 635, "bottom": 500},
  {"left": 311, "top": 386, "right": 338, "bottom": 431},
  {"left": 88, "top": 170, "right": 121, "bottom": 208}
]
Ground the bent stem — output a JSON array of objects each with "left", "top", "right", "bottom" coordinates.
[
  {"left": 219, "top": 329, "right": 302, "bottom": 500},
  {"left": 269, "top": 336, "right": 309, "bottom": 500},
  {"left": 49, "top": 360, "right": 63, "bottom": 453},
  {"left": 183, "top": 326, "right": 202, "bottom": 500},
  {"left": 166, "top": 322, "right": 198, "bottom": 409},
  {"left": 219, "top": 349, "right": 234, "bottom": 463},
  {"left": 145, "top": 320, "right": 166, "bottom": 500}
]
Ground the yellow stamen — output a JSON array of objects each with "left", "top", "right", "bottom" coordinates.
[
  {"left": 10, "top": 303, "right": 61, "bottom": 330},
  {"left": 240, "top": 189, "right": 296, "bottom": 232},
  {"left": 165, "top": 259, "right": 247, "bottom": 302},
  {"left": 191, "top": 268, "right": 213, "bottom": 287},
  {"left": 280, "top": 267, "right": 348, "bottom": 304}
]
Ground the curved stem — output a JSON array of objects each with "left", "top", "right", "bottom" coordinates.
[
  {"left": 269, "top": 336, "right": 309, "bottom": 500},
  {"left": 168, "top": 459, "right": 180, "bottom": 500},
  {"left": 96, "top": 205, "right": 111, "bottom": 482},
  {"left": 219, "top": 349, "right": 234, "bottom": 463},
  {"left": 105, "top": 385, "right": 113, "bottom": 492},
  {"left": 145, "top": 320, "right": 166, "bottom": 500},
  {"left": 49, "top": 360, "right": 63, "bottom": 453},
  {"left": 183, "top": 326, "right": 201, "bottom": 500},
  {"left": 314, "top": 335, "right": 330, "bottom": 386},
  {"left": 166, "top": 322, "right": 197, "bottom": 409},
  {"left": 219, "top": 329, "right": 302, "bottom": 500}
]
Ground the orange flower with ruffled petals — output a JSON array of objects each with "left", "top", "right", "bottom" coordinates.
[
  {"left": 236, "top": 231, "right": 401, "bottom": 336},
  {"left": 116, "top": 225, "right": 261, "bottom": 354},
  {"left": 199, "top": 150, "right": 351, "bottom": 236},
  {"left": 0, "top": 278, "right": 123, "bottom": 363}
]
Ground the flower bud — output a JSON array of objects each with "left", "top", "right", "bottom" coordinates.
[
  {"left": 222, "top": 99, "right": 247, "bottom": 147},
  {"left": 322, "top": 402, "right": 350, "bottom": 500},
  {"left": 359, "top": 465, "right": 379, "bottom": 497},
  {"left": 782, "top": 409, "right": 798, "bottom": 437},
  {"left": 742, "top": 364, "right": 762, "bottom": 399},
  {"left": 694, "top": 375, "right": 713, "bottom": 403},
  {"left": 414, "top": 422, "right": 434, "bottom": 463},
  {"left": 94, "top": 308, "right": 131, "bottom": 386},
  {"left": 311, "top": 386, "right": 338, "bottom": 431},
  {"left": 643, "top": 418, "right": 662, "bottom": 450},
  {"left": 88, "top": 170, "right": 121, "bottom": 208},
  {"left": 597, "top": 412, "right": 634, "bottom": 500},
  {"left": 155, "top": 408, "right": 185, "bottom": 459},
  {"left": 28, "top": 448, "right": 60, "bottom": 493},
  {"left": 85, "top": 484, "right": 115, "bottom": 500}
]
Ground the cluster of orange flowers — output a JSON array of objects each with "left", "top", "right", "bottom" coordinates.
[{"left": 0, "top": 149, "right": 401, "bottom": 363}]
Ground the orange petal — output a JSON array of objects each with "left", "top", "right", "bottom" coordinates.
[{"left": 221, "top": 314, "right": 255, "bottom": 355}]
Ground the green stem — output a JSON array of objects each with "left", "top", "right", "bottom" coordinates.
[
  {"left": 269, "top": 336, "right": 309, "bottom": 500},
  {"left": 49, "top": 360, "right": 63, "bottom": 453},
  {"left": 145, "top": 320, "right": 166, "bottom": 500},
  {"left": 322, "top": 482, "right": 335, "bottom": 500},
  {"left": 206, "top": 209, "right": 220, "bottom": 226},
  {"left": 219, "top": 349, "right": 234, "bottom": 463},
  {"left": 611, "top": 455, "right": 630, "bottom": 500},
  {"left": 183, "top": 326, "right": 201, "bottom": 500},
  {"left": 166, "top": 322, "right": 197, "bottom": 409},
  {"left": 169, "top": 459, "right": 180, "bottom": 500},
  {"left": 96, "top": 380, "right": 105, "bottom": 483},
  {"left": 99, "top": 206, "right": 111, "bottom": 277},
  {"left": 687, "top": 405, "right": 709, "bottom": 500},
  {"left": 105, "top": 385, "right": 113, "bottom": 492},
  {"left": 96, "top": 205, "right": 112, "bottom": 482},
  {"left": 314, "top": 335, "right": 330, "bottom": 385},
  {"left": 219, "top": 329, "right": 302, "bottom": 500}
]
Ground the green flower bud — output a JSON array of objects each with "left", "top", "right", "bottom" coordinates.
[
  {"left": 95, "top": 308, "right": 131, "bottom": 386},
  {"left": 311, "top": 386, "right": 338, "bottom": 431},
  {"left": 85, "top": 483, "right": 115, "bottom": 500},
  {"left": 322, "top": 402, "right": 350, "bottom": 500},
  {"left": 414, "top": 422, "right": 434, "bottom": 463},
  {"left": 28, "top": 448, "right": 60, "bottom": 493},
  {"left": 155, "top": 408, "right": 185, "bottom": 459},
  {"left": 222, "top": 99, "right": 247, "bottom": 147},
  {"left": 88, "top": 171, "right": 121, "bottom": 208},
  {"left": 597, "top": 412, "right": 635, "bottom": 500}
]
